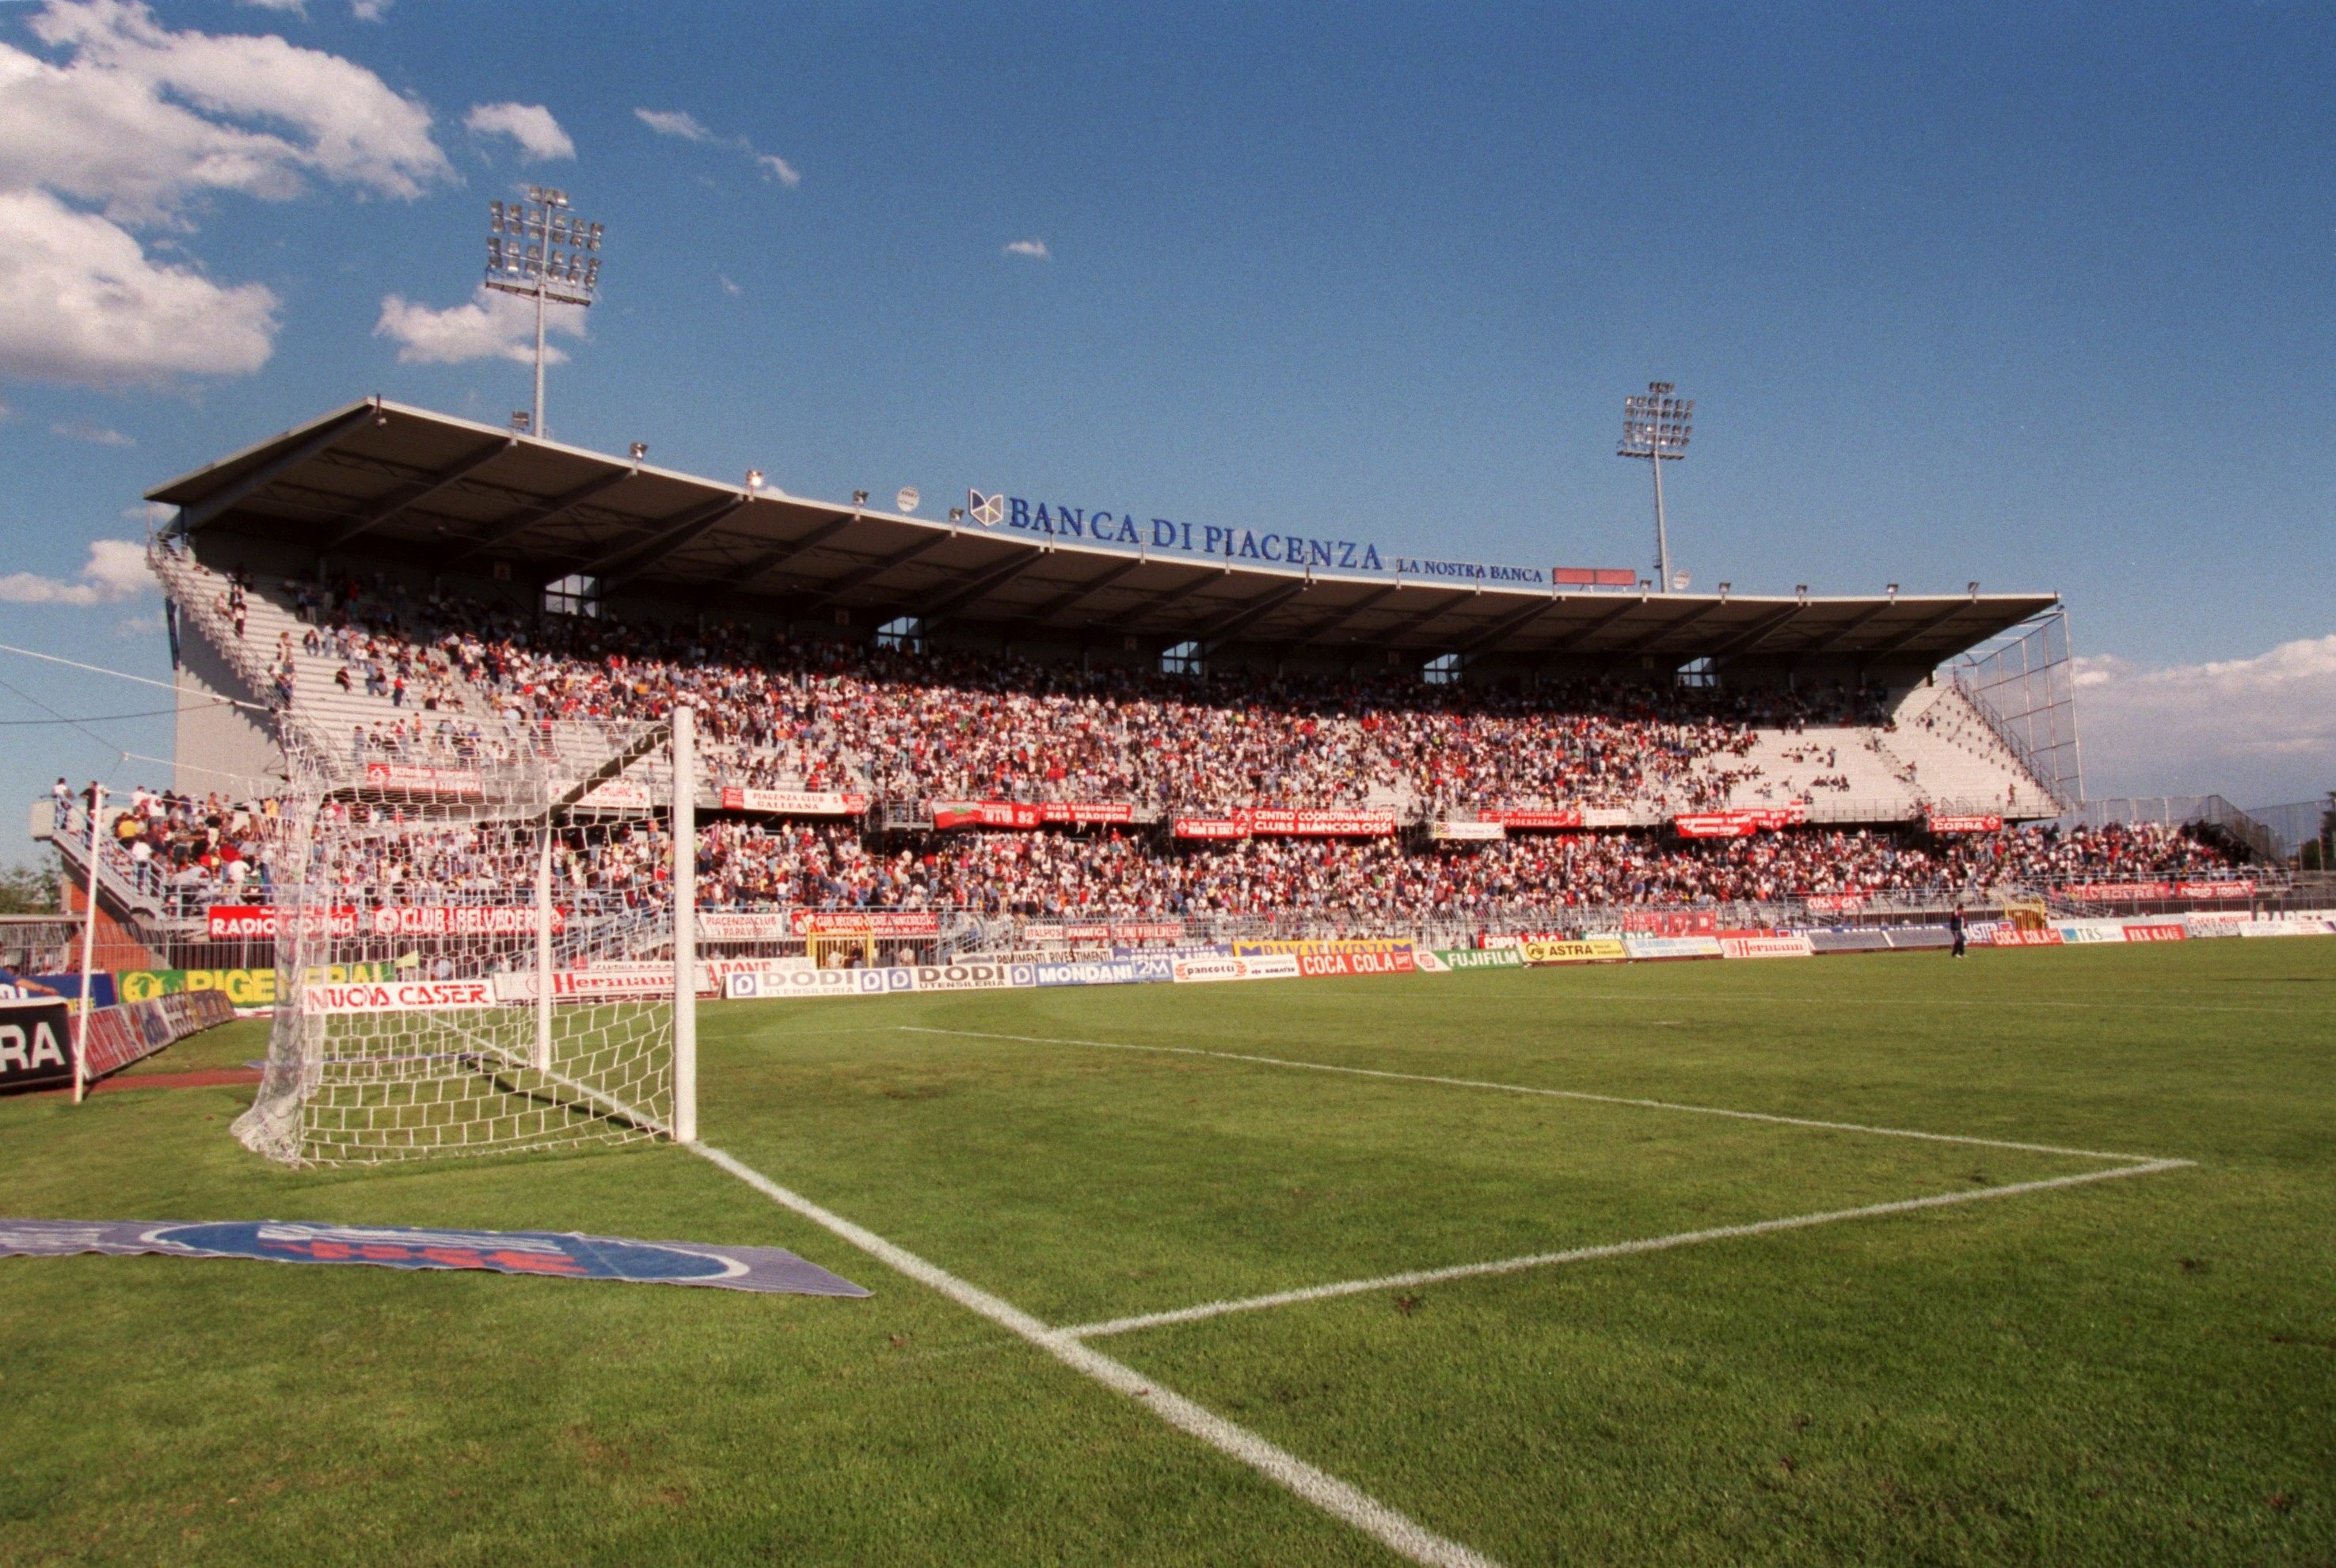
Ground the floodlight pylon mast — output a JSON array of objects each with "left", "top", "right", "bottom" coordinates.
[
  {"left": 485, "top": 186, "right": 603, "bottom": 440},
  {"left": 1617, "top": 382, "right": 1692, "bottom": 593}
]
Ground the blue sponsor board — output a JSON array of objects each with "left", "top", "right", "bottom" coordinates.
[
  {"left": 0, "top": 1218, "right": 869, "bottom": 1297},
  {"left": 1033, "top": 958, "right": 1175, "bottom": 988}
]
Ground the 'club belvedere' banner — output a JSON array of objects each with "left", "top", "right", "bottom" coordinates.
[
  {"left": 2062, "top": 880, "right": 2256, "bottom": 902},
  {"left": 208, "top": 905, "right": 565, "bottom": 940}
]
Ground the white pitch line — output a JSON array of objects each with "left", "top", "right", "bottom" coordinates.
[
  {"left": 897, "top": 1026, "right": 2172, "bottom": 1163},
  {"left": 1061, "top": 1159, "right": 2193, "bottom": 1339},
  {"left": 691, "top": 1144, "right": 1499, "bottom": 1568}
]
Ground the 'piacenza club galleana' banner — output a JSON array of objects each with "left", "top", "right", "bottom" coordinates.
[{"left": 974, "top": 493, "right": 1567, "bottom": 586}]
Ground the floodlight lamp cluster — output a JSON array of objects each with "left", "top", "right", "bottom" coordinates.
[
  {"left": 485, "top": 188, "right": 603, "bottom": 306},
  {"left": 1618, "top": 381, "right": 1692, "bottom": 459}
]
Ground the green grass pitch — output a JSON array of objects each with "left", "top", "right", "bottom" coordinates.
[{"left": 2, "top": 941, "right": 2332, "bottom": 1564}]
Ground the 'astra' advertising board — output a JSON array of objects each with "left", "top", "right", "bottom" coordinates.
[
  {"left": 1520, "top": 938, "right": 1628, "bottom": 965},
  {"left": 0, "top": 999, "right": 74, "bottom": 1091}
]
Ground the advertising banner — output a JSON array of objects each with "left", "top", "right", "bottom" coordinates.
[
  {"left": 2233, "top": 917, "right": 2336, "bottom": 938},
  {"left": 2121, "top": 923, "right": 2186, "bottom": 943},
  {"left": 788, "top": 910, "right": 942, "bottom": 938},
  {"left": 0, "top": 998, "right": 74, "bottom": 1091},
  {"left": 1621, "top": 910, "right": 1720, "bottom": 936},
  {"left": 727, "top": 968, "right": 917, "bottom": 1000},
  {"left": 2175, "top": 880, "right": 2256, "bottom": 900},
  {"left": 1673, "top": 812, "right": 1759, "bottom": 839},
  {"left": 1623, "top": 934, "right": 1726, "bottom": 961},
  {"left": 359, "top": 763, "right": 483, "bottom": 797},
  {"left": 1520, "top": 938, "right": 1628, "bottom": 965},
  {"left": 1806, "top": 929, "right": 1891, "bottom": 954},
  {"left": 1483, "top": 809, "right": 1581, "bottom": 831},
  {"left": 1232, "top": 938, "right": 1414, "bottom": 957},
  {"left": 0, "top": 1218, "right": 869, "bottom": 1297},
  {"left": 2053, "top": 919, "right": 2129, "bottom": 945},
  {"left": 117, "top": 967, "right": 287, "bottom": 1009},
  {"left": 1925, "top": 813, "right": 2003, "bottom": 835},
  {"left": 1295, "top": 949, "right": 1419, "bottom": 978},
  {"left": 696, "top": 911, "right": 797, "bottom": 942},
  {"left": 1171, "top": 953, "right": 1301, "bottom": 984},
  {"left": 908, "top": 962, "right": 1035, "bottom": 994},
  {"left": 932, "top": 800, "right": 1042, "bottom": 831},
  {"left": 1429, "top": 820, "right": 1507, "bottom": 841},
  {"left": 718, "top": 787, "right": 868, "bottom": 816},
  {"left": 1982, "top": 927, "right": 2064, "bottom": 947},
  {"left": 300, "top": 980, "right": 500, "bottom": 1014},
  {"left": 1033, "top": 958, "right": 1176, "bottom": 988},
  {"left": 1718, "top": 934, "right": 1817, "bottom": 959},
  {"left": 1885, "top": 926, "right": 1954, "bottom": 950},
  {"left": 1421, "top": 946, "right": 1526, "bottom": 971},
  {"left": 207, "top": 904, "right": 363, "bottom": 941}
]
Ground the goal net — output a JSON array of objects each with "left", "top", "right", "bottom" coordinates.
[{"left": 233, "top": 709, "right": 699, "bottom": 1166}]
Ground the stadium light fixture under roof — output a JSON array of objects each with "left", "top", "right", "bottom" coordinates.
[
  {"left": 485, "top": 185, "right": 603, "bottom": 441},
  {"left": 1618, "top": 381, "right": 1691, "bottom": 596}
]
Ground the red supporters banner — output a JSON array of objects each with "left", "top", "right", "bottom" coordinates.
[
  {"left": 360, "top": 763, "right": 483, "bottom": 797},
  {"left": 1485, "top": 809, "right": 1581, "bottom": 830},
  {"left": 1621, "top": 910, "right": 1720, "bottom": 935},
  {"left": 719, "top": 788, "right": 868, "bottom": 816},
  {"left": 1174, "top": 808, "right": 1398, "bottom": 840},
  {"left": 1430, "top": 820, "right": 1507, "bottom": 841},
  {"left": 1926, "top": 813, "right": 2003, "bottom": 835},
  {"left": 788, "top": 910, "right": 941, "bottom": 938},
  {"left": 2064, "top": 881, "right": 2171, "bottom": 900},
  {"left": 1051, "top": 920, "right": 1185, "bottom": 942},
  {"left": 206, "top": 904, "right": 561, "bottom": 940},
  {"left": 1746, "top": 802, "right": 1808, "bottom": 829},
  {"left": 2177, "top": 880, "right": 2255, "bottom": 900},
  {"left": 929, "top": 800, "right": 1134, "bottom": 831},
  {"left": 1805, "top": 894, "right": 1867, "bottom": 913},
  {"left": 695, "top": 912, "right": 797, "bottom": 941},
  {"left": 1672, "top": 812, "right": 1758, "bottom": 839}
]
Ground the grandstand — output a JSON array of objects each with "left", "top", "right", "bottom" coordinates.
[{"left": 25, "top": 395, "right": 2277, "bottom": 968}]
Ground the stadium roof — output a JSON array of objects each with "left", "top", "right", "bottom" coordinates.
[{"left": 148, "top": 397, "right": 2057, "bottom": 666}]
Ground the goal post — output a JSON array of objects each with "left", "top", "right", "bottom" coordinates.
[{"left": 233, "top": 710, "right": 699, "bottom": 1167}]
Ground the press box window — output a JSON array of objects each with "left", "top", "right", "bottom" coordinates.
[
  {"left": 1161, "top": 640, "right": 1204, "bottom": 677},
  {"left": 877, "top": 615, "right": 924, "bottom": 653},
  {"left": 543, "top": 573, "right": 599, "bottom": 618}
]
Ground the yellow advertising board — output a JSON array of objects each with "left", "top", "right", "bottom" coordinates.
[
  {"left": 1520, "top": 938, "right": 1628, "bottom": 965},
  {"left": 116, "top": 961, "right": 394, "bottom": 1009}
]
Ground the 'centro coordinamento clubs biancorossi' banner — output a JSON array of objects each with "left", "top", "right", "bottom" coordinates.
[{"left": 1171, "top": 808, "right": 1398, "bottom": 839}]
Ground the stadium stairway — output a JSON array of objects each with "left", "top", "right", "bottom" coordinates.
[{"left": 1885, "top": 683, "right": 2060, "bottom": 817}]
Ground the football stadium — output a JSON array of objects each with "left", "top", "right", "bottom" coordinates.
[{"left": 3, "top": 392, "right": 2331, "bottom": 1564}]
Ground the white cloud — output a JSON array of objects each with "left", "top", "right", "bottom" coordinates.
[
  {"left": 114, "top": 611, "right": 164, "bottom": 638},
  {"left": 717, "top": 273, "right": 742, "bottom": 297},
  {"left": 1003, "top": 238, "right": 1049, "bottom": 260},
  {"left": 0, "top": 2, "right": 449, "bottom": 389},
  {"left": 350, "top": 0, "right": 391, "bottom": 18},
  {"left": 120, "top": 499, "right": 173, "bottom": 525},
  {"left": 0, "top": 537, "right": 154, "bottom": 605},
  {"left": 2071, "top": 634, "right": 2336, "bottom": 804},
  {"left": 0, "top": 188, "right": 276, "bottom": 386},
  {"left": 635, "top": 108, "right": 710, "bottom": 142},
  {"left": 374, "top": 284, "right": 585, "bottom": 366},
  {"left": 51, "top": 418, "right": 131, "bottom": 445},
  {"left": 236, "top": 0, "right": 307, "bottom": 13},
  {"left": 636, "top": 106, "right": 800, "bottom": 186},
  {"left": 465, "top": 101, "right": 573, "bottom": 162}
]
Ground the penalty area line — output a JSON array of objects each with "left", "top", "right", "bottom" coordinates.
[
  {"left": 1060, "top": 1158, "right": 2193, "bottom": 1339},
  {"left": 690, "top": 1144, "right": 1499, "bottom": 1568},
  {"left": 897, "top": 1026, "right": 2175, "bottom": 1164}
]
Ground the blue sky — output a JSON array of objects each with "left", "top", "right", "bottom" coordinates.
[{"left": 2, "top": 0, "right": 2332, "bottom": 836}]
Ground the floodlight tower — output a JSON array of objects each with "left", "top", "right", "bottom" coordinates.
[
  {"left": 485, "top": 187, "right": 603, "bottom": 440},
  {"left": 1618, "top": 382, "right": 1692, "bottom": 592}
]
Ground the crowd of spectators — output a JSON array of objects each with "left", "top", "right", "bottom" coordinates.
[{"left": 290, "top": 576, "right": 1899, "bottom": 816}]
